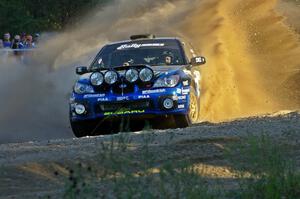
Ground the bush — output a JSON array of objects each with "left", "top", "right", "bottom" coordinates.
[
  {"left": 62, "top": 134, "right": 216, "bottom": 199},
  {"left": 227, "top": 133, "right": 300, "bottom": 199},
  {"left": 0, "top": 0, "right": 111, "bottom": 36}
]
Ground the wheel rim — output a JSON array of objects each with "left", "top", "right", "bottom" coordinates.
[{"left": 189, "top": 92, "right": 198, "bottom": 123}]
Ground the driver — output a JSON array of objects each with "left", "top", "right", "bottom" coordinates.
[
  {"left": 160, "top": 51, "right": 174, "bottom": 65},
  {"left": 165, "top": 55, "right": 172, "bottom": 65},
  {"left": 123, "top": 58, "right": 134, "bottom": 66}
]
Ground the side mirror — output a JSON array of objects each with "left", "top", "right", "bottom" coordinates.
[
  {"left": 190, "top": 56, "right": 206, "bottom": 66},
  {"left": 76, "top": 66, "right": 88, "bottom": 75}
]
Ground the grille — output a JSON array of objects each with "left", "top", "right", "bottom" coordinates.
[
  {"left": 97, "top": 100, "right": 152, "bottom": 112},
  {"left": 112, "top": 83, "right": 134, "bottom": 94},
  {"left": 112, "top": 82, "right": 153, "bottom": 95}
]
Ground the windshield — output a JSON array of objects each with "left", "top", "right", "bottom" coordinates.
[{"left": 90, "top": 39, "right": 187, "bottom": 69}]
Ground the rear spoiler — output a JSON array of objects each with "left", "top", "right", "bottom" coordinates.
[{"left": 130, "top": 34, "right": 156, "bottom": 40}]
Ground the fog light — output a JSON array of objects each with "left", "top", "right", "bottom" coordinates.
[
  {"left": 163, "top": 98, "right": 174, "bottom": 110},
  {"left": 75, "top": 104, "right": 86, "bottom": 115}
]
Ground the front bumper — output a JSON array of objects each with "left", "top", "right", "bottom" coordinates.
[{"left": 70, "top": 86, "right": 191, "bottom": 122}]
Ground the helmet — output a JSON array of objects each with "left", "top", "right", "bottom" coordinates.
[
  {"left": 4, "top": 33, "right": 10, "bottom": 40},
  {"left": 160, "top": 51, "right": 175, "bottom": 65},
  {"left": 162, "top": 51, "right": 174, "bottom": 58},
  {"left": 14, "top": 35, "right": 21, "bottom": 40}
]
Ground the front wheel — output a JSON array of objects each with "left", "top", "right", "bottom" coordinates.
[
  {"left": 71, "top": 119, "right": 122, "bottom": 138},
  {"left": 174, "top": 87, "right": 200, "bottom": 128},
  {"left": 70, "top": 120, "right": 99, "bottom": 138}
]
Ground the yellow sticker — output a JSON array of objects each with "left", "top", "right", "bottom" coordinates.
[{"left": 104, "top": 110, "right": 145, "bottom": 116}]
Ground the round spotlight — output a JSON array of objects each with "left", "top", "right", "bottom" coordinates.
[
  {"left": 125, "top": 69, "right": 139, "bottom": 83},
  {"left": 75, "top": 104, "right": 86, "bottom": 115},
  {"left": 163, "top": 98, "right": 174, "bottom": 110},
  {"left": 104, "top": 71, "right": 118, "bottom": 85},
  {"left": 90, "top": 72, "right": 104, "bottom": 86},
  {"left": 139, "top": 67, "right": 154, "bottom": 82}
]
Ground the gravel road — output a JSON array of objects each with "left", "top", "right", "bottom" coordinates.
[{"left": 0, "top": 111, "right": 300, "bottom": 198}]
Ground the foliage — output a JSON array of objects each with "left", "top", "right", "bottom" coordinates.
[
  {"left": 61, "top": 132, "right": 300, "bottom": 198},
  {"left": 227, "top": 134, "right": 300, "bottom": 199},
  {"left": 0, "top": 0, "right": 111, "bottom": 36},
  {"left": 62, "top": 134, "right": 217, "bottom": 199}
]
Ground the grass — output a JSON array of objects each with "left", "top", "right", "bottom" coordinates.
[
  {"left": 226, "top": 133, "right": 300, "bottom": 199},
  {"left": 60, "top": 132, "right": 300, "bottom": 199},
  {"left": 62, "top": 134, "right": 216, "bottom": 199}
]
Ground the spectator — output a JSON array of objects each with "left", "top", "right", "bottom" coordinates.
[
  {"left": 11, "top": 35, "right": 25, "bottom": 56},
  {"left": 1, "top": 32, "right": 40, "bottom": 50},
  {"left": 21, "top": 33, "right": 27, "bottom": 45},
  {"left": 12, "top": 35, "right": 24, "bottom": 49},
  {"left": 25, "top": 35, "right": 35, "bottom": 48},
  {"left": 3, "top": 33, "right": 12, "bottom": 48},
  {"left": 33, "top": 33, "right": 40, "bottom": 44}
]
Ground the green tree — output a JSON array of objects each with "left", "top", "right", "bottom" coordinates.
[{"left": 0, "top": 0, "right": 111, "bottom": 37}]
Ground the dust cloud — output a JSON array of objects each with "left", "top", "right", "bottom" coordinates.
[
  {"left": 0, "top": 0, "right": 299, "bottom": 143},
  {"left": 40, "top": 0, "right": 300, "bottom": 122},
  {"left": 179, "top": 0, "right": 300, "bottom": 121}
]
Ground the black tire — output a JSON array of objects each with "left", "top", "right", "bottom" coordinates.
[
  {"left": 174, "top": 87, "right": 200, "bottom": 128},
  {"left": 70, "top": 120, "right": 98, "bottom": 138},
  {"left": 174, "top": 114, "right": 191, "bottom": 128}
]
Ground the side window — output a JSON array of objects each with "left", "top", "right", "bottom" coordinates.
[{"left": 182, "top": 41, "right": 197, "bottom": 61}]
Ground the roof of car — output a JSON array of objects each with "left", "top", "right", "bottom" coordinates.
[{"left": 107, "top": 37, "right": 182, "bottom": 46}]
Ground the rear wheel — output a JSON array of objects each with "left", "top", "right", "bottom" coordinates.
[{"left": 174, "top": 87, "right": 200, "bottom": 128}]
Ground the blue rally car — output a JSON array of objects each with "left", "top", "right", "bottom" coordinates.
[{"left": 69, "top": 35, "right": 206, "bottom": 137}]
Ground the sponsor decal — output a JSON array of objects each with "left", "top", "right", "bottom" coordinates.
[
  {"left": 182, "top": 88, "right": 190, "bottom": 95},
  {"left": 119, "top": 84, "right": 127, "bottom": 89},
  {"left": 117, "top": 96, "right": 130, "bottom": 101},
  {"left": 142, "top": 89, "right": 166, "bottom": 94},
  {"left": 172, "top": 96, "right": 179, "bottom": 100},
  {"left": 176, "top": 88, "right": 182, "bottom": 94},
  {"left": 183, "top": 80, "right": 189, "bottom": 86},
  {"left": 138, "top": 95, "right": 150, "bottom": 99},
  {"left": 178, "top": 96, "right": 187, "bottom": 100},
  {"left": 117, "top": 43, "right": 165, "bottom": 50},
  {"left": 83, "top": 94, "right": 105, "bottom": 98},
  {"left": 195, "top": 57, "right": 204, "bottom": 63},
  {"left": 178, "top": 104, "right": 185, "bottom": 109},
  {"left": 97, "top": 98, "right": 109, "bottom": 102},
  {"left": 104, "top": 110, "right": 145, "bottom": 116}
]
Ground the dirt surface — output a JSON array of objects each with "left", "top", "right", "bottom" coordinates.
[
  {"left": 0, "top": 111, "right": 299, "bottom": 198},
  {"left": 0, "top": 1, "right": 300, "bottom": 198}
]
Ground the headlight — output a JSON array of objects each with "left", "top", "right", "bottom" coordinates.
[
  {"left": 125, "top": 69, "right": 139, "bottom": 83},
  {"left": 74, "top": 104, "right": 86, "bottom": 115},
  {"left": 90, "top": 72, "right": 104, "bottom": 86},
  {"left": 153, "top": 75, "right": 180, "bottom": 88},
  {"left": 104, "top": 71, "right": 118, "bottom": 85},
  {"left": 74, "top": 82, "right": 95, "bottom": 94},
  {"left": 139, "top": 68, "right": 154, "bottom": 82}
]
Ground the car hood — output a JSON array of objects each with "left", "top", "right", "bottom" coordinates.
[
  {"left": 151, "top": 65, "right": 188, "bottom": 77},
  {"left": 151, "top": 65, "right": 186, "bottom": 73}
]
